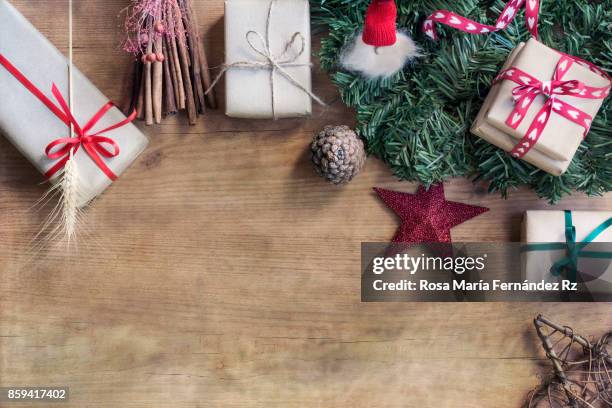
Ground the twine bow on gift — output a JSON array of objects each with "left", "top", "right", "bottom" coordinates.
[
  {"left": 522, "top": 211, "right": 612, "bottom": 283},
  {"left": 205, "top": 0, "right": 325, "bottom": 119},
  {"left": 0, "top": 54, "right": 135, "bottom": 181},
  {"left": 493, "top": 56, "right": 610, "bottom": 158}
]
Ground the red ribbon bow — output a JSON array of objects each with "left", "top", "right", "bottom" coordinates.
[
  {"left": 0, "top": 54, "right": 136, "bottom": 181},
  {"left": 493, "top": 55, "right": 610, "bottom": 158}
]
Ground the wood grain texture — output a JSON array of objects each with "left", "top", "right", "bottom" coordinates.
[{"left": 0, "top": 1, "right": 610, "bottom": 407}]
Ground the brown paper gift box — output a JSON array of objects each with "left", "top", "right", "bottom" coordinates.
[
  {"left": 471, "top": 38, "right": 609, "bottom": 176},
  {"left": 224, "top": 0, "right": 312, "bottom": 119}
]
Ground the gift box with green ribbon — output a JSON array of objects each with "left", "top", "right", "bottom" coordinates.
[{"left": 521, "top": 210, "right": 612, "bottom": 297}]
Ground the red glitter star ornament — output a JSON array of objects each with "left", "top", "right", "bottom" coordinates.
[{"left": 374, "top": 184, "right": 489, "bottom": 243}]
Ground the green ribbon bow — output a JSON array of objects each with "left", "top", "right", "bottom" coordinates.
[{"left": 521, "top": 211, "right": 612, "bottom": 282}]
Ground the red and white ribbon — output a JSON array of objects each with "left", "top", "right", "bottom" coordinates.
[
  {"left": 492, "top": 56, "right": 610, "bottom": 158},
  {"left": 423, "top": 0, "right": 540, "bottom": 40},
  {"left": 422, "top": 0, "right": 612, "bottom": 82}
]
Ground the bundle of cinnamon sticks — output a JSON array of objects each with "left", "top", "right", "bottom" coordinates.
[{"left": 125, "top": 0, "right": 215, "bottom": 125}]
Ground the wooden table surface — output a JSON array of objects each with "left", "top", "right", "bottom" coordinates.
[{"left": 1, "top": 1, "right": 610, "bottom": 407}]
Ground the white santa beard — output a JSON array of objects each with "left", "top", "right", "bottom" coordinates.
[{"left": 340, "top": 31, "right": 420, "bottom": 79}]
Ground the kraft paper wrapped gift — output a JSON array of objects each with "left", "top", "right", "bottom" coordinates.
[
  {"left": 224, "top": 0, "right": 313, "bottom": 119},
  {"left": 521, "top": 210, "right": 612, "bottom": 295},
  {"left": 0, "top": 0, "right": 149, "bottom": 207},
  {"left": 471, "top": 38, "right": 610, "bottom": 176}
]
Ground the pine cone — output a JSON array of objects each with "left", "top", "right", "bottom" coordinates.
[{"left": 311, "top": 125, "right": 366, "bottom": 185}]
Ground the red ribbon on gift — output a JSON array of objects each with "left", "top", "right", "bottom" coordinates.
[
  {"left": 492, "top": 56, "right": 610, "bottom": 158},
  {"left": 0, "top": 54, "right": 136, "bottom": 181}
]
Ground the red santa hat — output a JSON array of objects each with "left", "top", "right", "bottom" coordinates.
[{"left": 362, "top": 0, "right": 397, "bottom": 47}]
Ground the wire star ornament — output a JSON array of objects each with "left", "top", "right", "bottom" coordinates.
[
  {"left": 373, "top": 184, "right": 489, "bottom": 243},
  {"left": 526, "top": 315, "right": 612, "bottom": 407}
]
